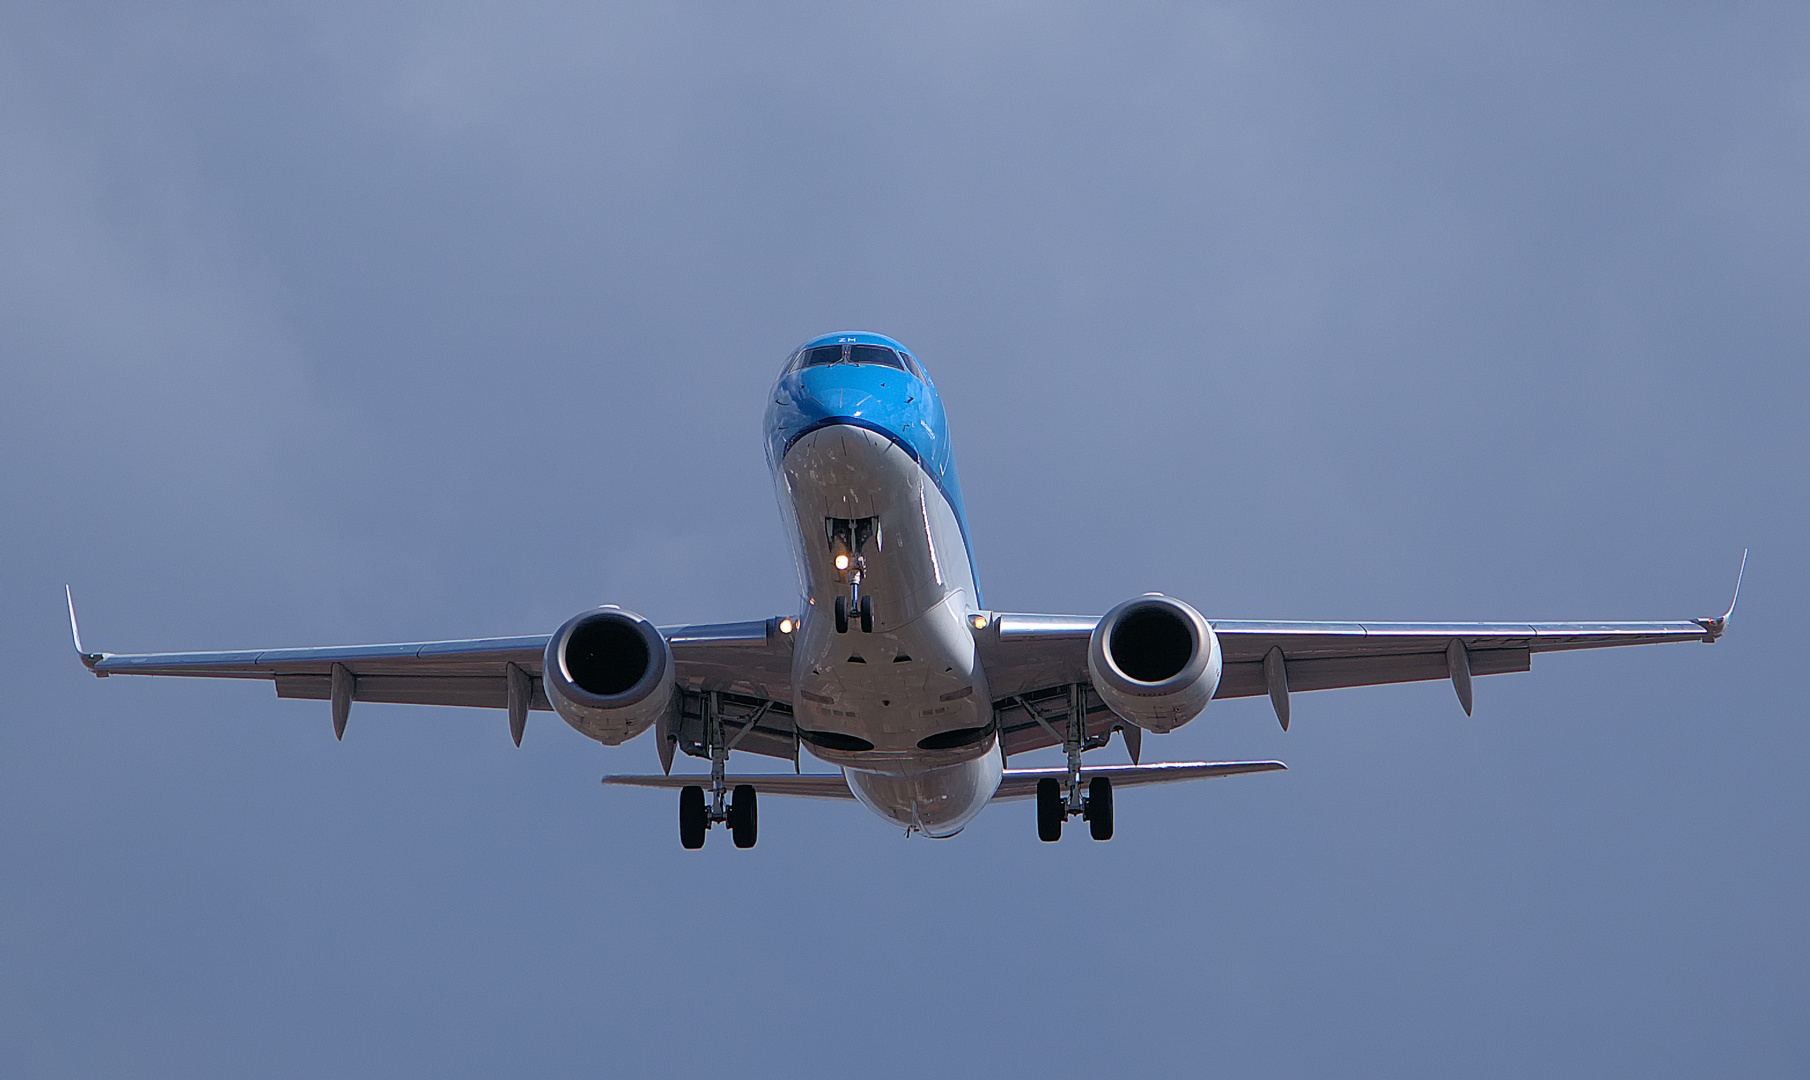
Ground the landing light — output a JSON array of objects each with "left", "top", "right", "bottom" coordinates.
[
  {"left": 971, "top": 614, "right": 988, "bottom": 630},
  {"left": 778, "top": 618, "right": 795, "bottom": 635},
  {"left": 834, "top": 554, "right": 850, "bottom": 570}
]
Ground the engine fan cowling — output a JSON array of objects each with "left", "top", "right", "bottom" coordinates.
[
  {"left": 1087, "top": 594, "right": 1222, "bottom": 733},
  {"left": 542, "top": 607, "right": 675, "bottom": 745}
]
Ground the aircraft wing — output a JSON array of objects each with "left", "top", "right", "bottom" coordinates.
[
  {"left": 69, "top": 592, "right": 798, "bottom": 758},
  {"left": 981, "top": 566, "right": 1740, "bottom": 754}
]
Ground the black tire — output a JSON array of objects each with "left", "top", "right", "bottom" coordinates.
[
  {"left": 859, "top": 595, "right": 874, "bottom": 633},
  {"left": 1088, "top": 775, "right": 1114, "bottom": 841},
  {"left": 679, "top": 785, "right": 707, "bottom": 849},
  {"left": 1036, "top": 777, "right": 1063, "bottom": 842},
  {"left": 730, "top": 784, "right": 758, "bottom": 848},
  {"left": 834, "top": 596, "right": 848, "bottom": 634}
]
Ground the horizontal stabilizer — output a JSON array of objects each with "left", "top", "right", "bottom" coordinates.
[
  {"left": 604, "top": 774, "right": 857, "bottom": 800},
  {"left": 992, "top": 761, "right": 1286, "bottom": 801},
  {"left": 604, "top": 760, "right": 1286, "bottom": 802}
]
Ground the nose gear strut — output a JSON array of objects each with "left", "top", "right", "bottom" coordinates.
[{"left": 828, "top": 517, "right": 880, "bottom": 634}]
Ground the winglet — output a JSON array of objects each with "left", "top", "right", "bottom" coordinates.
[
  {"left": 1695, "top": 549, "right": 1746, "bottom": 642},
  {"left": 66, "top": 586, "right": 105, "bottom": 672}
]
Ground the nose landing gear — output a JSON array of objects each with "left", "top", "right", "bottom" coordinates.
[
  {"left": 828, "top": 517, "right": 879, "bottom": 635},
  {"left": 836, "top": 591, "right": 876, "bottom": 634},
  {"left": 833, "top": 574, "right": 877, "bottom": 634}
]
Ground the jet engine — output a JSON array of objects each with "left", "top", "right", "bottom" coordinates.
[
  {"left": 1086, "top": 594, "right": 1222, "bottom": 733},
  {"left": 542, "top": 607, "right": 675, "bottom": 745}
]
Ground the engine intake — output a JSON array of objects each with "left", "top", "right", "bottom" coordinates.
[
  {"left": 543, "top": 607, "right": 675, "bottom": 745},
  {"left": 1087, "top": 594, "right": 1222, "bottom": 733}
]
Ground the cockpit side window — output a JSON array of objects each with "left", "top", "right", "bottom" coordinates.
[{"left": 897, "top": 351, "right": 924, "bottom": 378}]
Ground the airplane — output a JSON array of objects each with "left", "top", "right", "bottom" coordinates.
[{"left": 68, "top": 331, "right": 1742, "bottom": 847}]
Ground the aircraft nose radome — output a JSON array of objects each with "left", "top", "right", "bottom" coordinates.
[{"left": 788, "top": 380, "right": 835, "bottom": 421}]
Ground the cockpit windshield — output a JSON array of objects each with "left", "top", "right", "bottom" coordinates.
[
  {"left": 848, "top": 344, "right": 905, "bottom": 370},
  {"left": 798, "top": 345, "right": 846, "bottom": 368},
  {"left": 789, "top": 342, "right": 921, "bottom": 376}
]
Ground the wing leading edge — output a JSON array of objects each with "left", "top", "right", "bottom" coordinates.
[{"left": 68, "top": 554, "right": 1739, "bottom": 759}]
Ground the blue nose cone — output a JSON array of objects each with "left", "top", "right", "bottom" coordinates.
[
  {"left": 784, "top": 366, "right": 842, "bottom": 425},
  {"left": 762, "top": 330, "right": 979, "bottom": 605},
  {"left": 766, "top": 332, "right": 932, "bottom": 468}
]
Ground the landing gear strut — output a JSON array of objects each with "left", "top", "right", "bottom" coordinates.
[
  {"left": 1034, "top": 684, "right": 1114, "bottom": 841},
  {"left": 677, "top": 691, "right": 760, "bottom": 850}
]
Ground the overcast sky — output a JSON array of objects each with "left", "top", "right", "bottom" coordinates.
[{"left": 3, "top": 4, "right": 1806, "bottom": 1077}]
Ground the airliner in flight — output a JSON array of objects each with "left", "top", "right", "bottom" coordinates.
[{"left": 69, "top": 332, "right": 1739, "bottom": 847}]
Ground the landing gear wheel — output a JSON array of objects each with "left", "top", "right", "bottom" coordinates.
[
  {"left": 729, "top": 784, "right": 758, "bottom": 848},
  {"left": 1036, "top": 777, "right": 1063, "bottom": 842},
  {"left": 679, "top": 785, "right": 707, "bottom": 849},
  {"left": 834, "top": 596, "right": 849, "bottom": 634},
  {"left": 1086, "top": 775, "right": 1114, "bottom": 841},
  {"left": 859, "top": 595, "right": 874, "bottom": 633}
]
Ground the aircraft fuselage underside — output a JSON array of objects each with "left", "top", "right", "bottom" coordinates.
[{"left": 779, "top": 422, "right": 998, "bottom": 837}]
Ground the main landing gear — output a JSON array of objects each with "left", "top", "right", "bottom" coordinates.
[
  {"left": 1035, "top": 683, "right": 1115, "bottom": 841},
  {"left": 679, "top": 690, "right": 759, "bottom": 849},
  {"left": 1036, "top": 774, "right": 1113, "bottom": 842},
  {"left": 680, "top": 782, "right": 757, "bottom": 849}
]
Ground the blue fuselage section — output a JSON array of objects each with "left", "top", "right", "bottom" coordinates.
[{"left": 765, "top": 332, "right": 980, "bottom": 606}]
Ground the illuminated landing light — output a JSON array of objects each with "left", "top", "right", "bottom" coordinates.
[
  {"left": 834, "top": 554, "right": 850, "bottom": 570},
  {"left": 778, "top": 618, "right": 795, "bottom": 635},
  {"left": 970, "top": 614, "right": 988, "bottom": 630}
]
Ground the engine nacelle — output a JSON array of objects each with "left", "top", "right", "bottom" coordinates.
[
  {"left": 1087, "top": 593, "right": 1222, "bottom": 733},
  {"left": 542, "top": 607, "right": 675, "bottom": 745}
]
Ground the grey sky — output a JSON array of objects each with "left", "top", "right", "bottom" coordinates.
[{"left": 3, "top": 4, "right": 1806, "bottom": 1076}]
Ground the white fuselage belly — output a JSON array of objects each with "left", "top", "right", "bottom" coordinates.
[{"left": 779, "top": 423, "right": 1000, "bottom": 836}]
